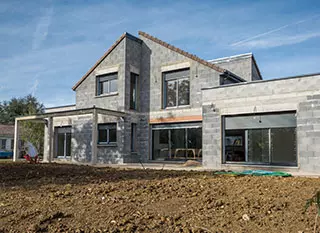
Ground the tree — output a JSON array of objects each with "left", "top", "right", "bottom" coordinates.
[{"left": 0, "top": 95, "right": 45, "bottom": 155}]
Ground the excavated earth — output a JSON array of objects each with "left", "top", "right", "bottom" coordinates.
[{"left": 0, "top": 162, "right": 320, "bottom": 233}]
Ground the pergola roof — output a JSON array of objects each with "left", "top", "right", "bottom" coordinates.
[{"left": 15, "top": 106, "right": 126, "bottom": 121}]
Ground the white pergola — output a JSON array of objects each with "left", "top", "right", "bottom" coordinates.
[{"left": 13, "top": 106, "right": 126, "bottom": 164}]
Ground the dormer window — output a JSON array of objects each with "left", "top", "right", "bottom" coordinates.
[
  {"left": 163, "top": 68, "right": 190, "bottom": 108},
  {"left": 96, "top": 72, "right": 118, "bottom": 96}
]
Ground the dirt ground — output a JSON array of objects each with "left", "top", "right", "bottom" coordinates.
[{"left": 0, "top": 163, "right": 319, "bottom": 233}]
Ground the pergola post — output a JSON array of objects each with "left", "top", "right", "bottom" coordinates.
[
  {"left": 91, "top": 108, "right": 98, "bottom": 164},
  {"left": 43, "top": 117, "right": 53, "bottom": 163},
  {"left": 13, "top": 118, "right": 19, "bottom": 161}
]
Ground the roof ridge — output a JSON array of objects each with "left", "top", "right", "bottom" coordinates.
[
  {"left": 138, "top": 31, "right": 226, "bottom": 73},
  {"left": 72, "top": 33, "right": 127, "bottom": 90}
]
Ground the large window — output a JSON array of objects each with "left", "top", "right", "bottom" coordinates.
[
  {"left": 152, "top": 122, "right": 202, "bottom": 160},
  {"left": 1, "top": 139, "right": 6, "bottom": 150},
  {"left": 98, "top": 123, "right": 117, "bottom": 145},
  {"left": 163, "top": 69, "right": 190, "bottom": 108},
  {"left": 55, "top": 126, "right": 71, "bottom": 159},
  {"left": 223, "top": 112, "right": 297, "bottom": 166},
  {"left": 96, "top": 73, "right": 118, "bottom": 96},
  {"left": 130, "top": 73, "right": 138, "bottom": 110}
]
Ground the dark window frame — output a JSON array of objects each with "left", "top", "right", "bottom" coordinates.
[
  {"left": 131, "top": 123, "right": 137, "bottom": 152},
  {"left": 222, "top": 111, "right": 297, "bottom": 166},
  {"left": 98, "top": 123, "right": 117, "bottom": 145},
  {"left": 1, "top": 139, "right": 6, "bottom": 150},
  {"left": 130, "top": 73, "right": 139, "bottom": 110},
  {"left": 96, "top": 72, "right": 118, "bottom": 96},
  {"left": 162, "top": 68, "right": 190, "bottom": 108}
]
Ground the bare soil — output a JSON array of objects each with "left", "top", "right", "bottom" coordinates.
[{"left": 0, "top": 162, "right": 319, "bottom": 233}]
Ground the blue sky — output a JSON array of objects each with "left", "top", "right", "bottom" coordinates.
[{"left": 1, "top": 0, "right": 320, "bottom": 107}]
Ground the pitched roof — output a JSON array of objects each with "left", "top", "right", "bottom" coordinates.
[
  {"left": 138, "top": 31, "right": 226, "bottom": 73},
  {"left": 0, "top": 124, "right": 14, "bottom": 137},
  {"left": 73, "top": 31, "right": 235, "bottom": 90},
  {"left": 72, "top": 33, "right": 141, "bottom": 91}
]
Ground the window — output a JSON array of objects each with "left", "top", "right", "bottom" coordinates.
[
  {"left": 1, "top": 139, "right": 6, "bottom": 150},
  {"left": 131, "top": 123, "right": 137, "bottom": 152},
  {"left": 55, "top": 127, "right": 72, "bottom": 159},
  {"left": 130, "top": 73, "right": 138, "bottom": 110},
  {"left": 163, "top": 69, "right": 190, "bottom": 108},
  {"left": 223, "top": 112, "right": 297, "bottom": 166},
  {"left": 152, "top": 122, "right": 202, "bottom": 160},
  {"left": 96, "top": 72, "right": 118, "bottom": 96},
  {"left": 98, "top": 123, "right": 117, "bottom": 145},
  {"left": 11, "top": 139, "right": 14, "bottom": 150}
]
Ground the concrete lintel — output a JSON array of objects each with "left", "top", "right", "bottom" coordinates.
[{"left": 15, "top": 107, "right": 126, "bottom": 121}]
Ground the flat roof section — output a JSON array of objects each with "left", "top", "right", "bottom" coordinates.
[{"left": 202, "top": 72, "right": 320, "bottom": 90}]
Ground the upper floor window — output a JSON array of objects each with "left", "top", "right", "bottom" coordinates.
[
  {"left": 130, "top": 73, "right": 138, "bottom": 110},
  {"left": 98, "top": 123, "right": 117, "bottom": 145},
  {"left": 163, "top": 68, "right": 190, "bottom": 108},
  {"left": 96, "top": 72, "right": 118, "bottom": 96}
]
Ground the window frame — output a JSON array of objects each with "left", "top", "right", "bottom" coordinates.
[
  {"left": 96, "top": 72, "right": 118, "bottom": 96},
  {"left": 1, "top": 139, "right": 6, "bottom": 150},
  {"left": 130, "top": 73, "right": 139, "bottom": 110},
  {"left": 162, "top": 68, "right": 190, "bottom": 109},
  {"left": 131, "top": 123, "right": 137, "bottom": 152},
  {"left": 98, "top": 123, "right": 117, "bottom": 145},
  {"left": 222, "top": 111, "right": 297, "bottom": 166}
]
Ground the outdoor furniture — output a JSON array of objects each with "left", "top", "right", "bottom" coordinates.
[
  {"left": 174, "top": 148, "right": 197, "bottom": 158},
  {"left": 23, "top": 154, "right": 39, "bottom": 164}
]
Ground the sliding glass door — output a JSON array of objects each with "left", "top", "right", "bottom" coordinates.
[
  {"left": 152, "top": 122, "right": 202, "bottom": 161},
  {"left": 223, "top": 112, "right": 297, "bottom": 166},
  {"left": 54, "top": 126, "right": 72, "bottom": 159}
]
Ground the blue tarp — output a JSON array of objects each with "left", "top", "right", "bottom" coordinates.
[{"left": 0, "top": 151, "right": 13, "bottom": 158}]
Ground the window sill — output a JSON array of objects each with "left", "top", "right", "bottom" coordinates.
[
  {"left": 163, "top": 105, "right": 191, "bottom": 110},
  {"left": 95, "top": 92, "right": 118, "bottom": 98},
  {"left": 97, "top": 143, "right": 117, "bottom": 147}
]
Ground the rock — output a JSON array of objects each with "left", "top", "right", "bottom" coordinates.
[
  {"left": 242, "top": 214, "right": 250, "bottom": 221},
  {"left": 182, "top": 160, "right": 201, "bottom": 167}
]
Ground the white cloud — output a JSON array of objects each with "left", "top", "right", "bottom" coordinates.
[
  {"left": 30, "top": 77, "right": 39, "bottom": 96},
  {"left": 233, "top": 32, "right": 320, "bottom": 49},
  {"left": 230, "top": 14, "right": 320, "bottom": 49},
  {"left": 32, "top": 5, "right": 54, "bottom": 50}
]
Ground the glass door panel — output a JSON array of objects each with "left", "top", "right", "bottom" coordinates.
[
  {"left": 55, "top": 127, "right": 71, "bottom": 159},
  {"left": 171, "top": 129, "right": 186, "bottom": 158},
  {"left": 247, "top": 129, "right": 269, "bottom": 164},
  {"left": 187, "top": 128, "right": 202, "bottom": 158},
  {"left": 56, "top": 133, "right": 65, "bottom": 158},
  {"left": 152, "top": 129, "right": 169, "bottom": 160},
  {"left": 271, "top": 128, "right": 297, "bottom": 165}
]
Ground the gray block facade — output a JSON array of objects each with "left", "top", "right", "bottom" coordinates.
[
  {"left": 41, "top": 31, "right": 320, "bottom": 174},
  {"left": 202, "top": 74, "right": 320, "bottom": 173}
]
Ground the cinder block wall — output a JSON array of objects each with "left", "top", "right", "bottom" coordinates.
[
  {"left": 202, "top": 74, "right": 320, "bottom": 173},
  {"left": 75, "top": 39, "right": 126, "bottom": 111},
  {"left": 139, "top": 35, "right": 222, "bottom": 121}
]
